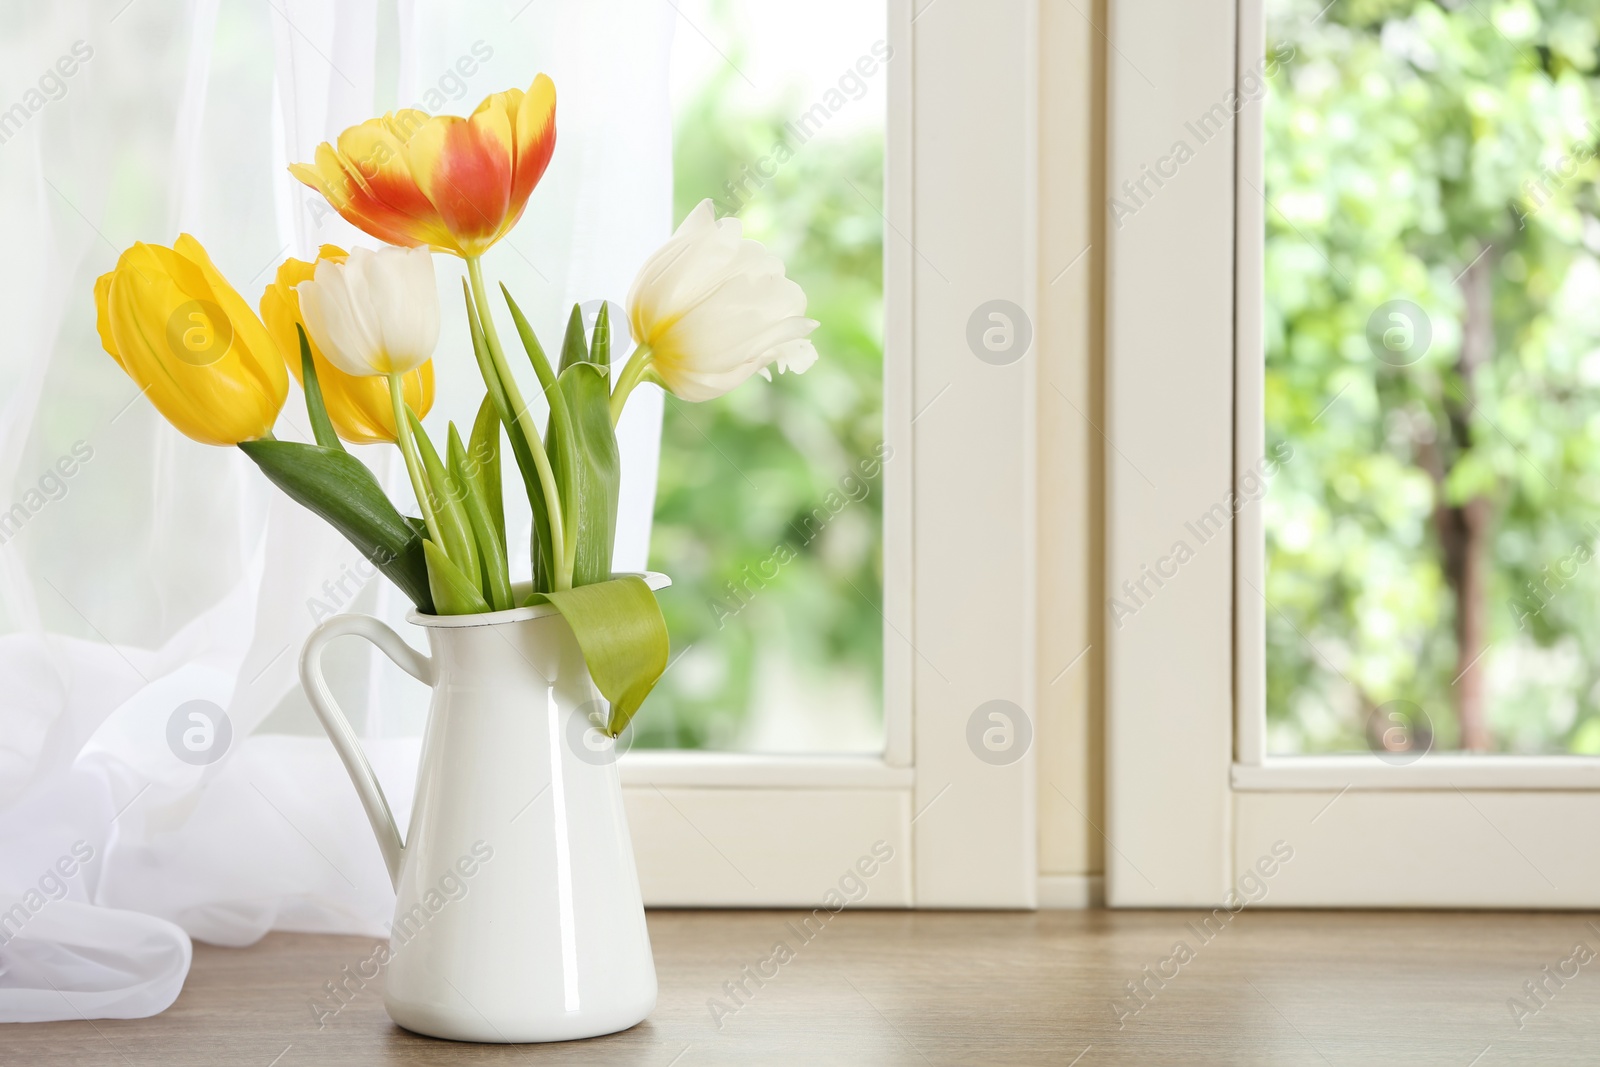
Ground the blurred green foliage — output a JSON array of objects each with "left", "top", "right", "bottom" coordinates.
[
  {"left": 1265, "top": 0, "right": 1600, "bottom": 752},
  {"left": 635, "top": 64, "right": 885, "bottom": 751}
]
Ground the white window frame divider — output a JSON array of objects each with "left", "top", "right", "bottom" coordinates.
[
  {"left": 620, "top": 0, "right": 1040, "bottom": 910},
  {"left": 1107, "top": 0, "right": 1600, "bottom": 909}
]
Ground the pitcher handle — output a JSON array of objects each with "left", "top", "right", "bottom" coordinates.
[{"left": 299, "top": 613, "right": 435, "bottom": 890}]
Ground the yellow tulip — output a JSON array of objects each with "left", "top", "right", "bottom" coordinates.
[
  {"left": 95, "top": 235, "right": 287, "bottom": 446},
  {"left": 290, "top": 75, "right": 557, "bottom": 258},
  {"left": 259, "top": 246, "right": 434, "bottom": 444}
]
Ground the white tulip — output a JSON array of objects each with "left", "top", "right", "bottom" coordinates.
[
  {"left": 622, "top": 199, "right": 818, "bottom": 404},
  {"left": 297, "top": 245, "right": 439, "bottom": 377}
]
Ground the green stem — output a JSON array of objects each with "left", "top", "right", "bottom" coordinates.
[
  {"left": 465, "top": 256, "right": 570, "bottom": 590},
  {"left": 609, "top": 345, "right": 654, "bottom": 426},
  {"left": 389, "top": 373, "right": 443, "bottom": 546}
]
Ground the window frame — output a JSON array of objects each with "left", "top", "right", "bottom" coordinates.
[
  {"left": 619, "top": 0, "right": 1040, "bottom": 909},
  {"left": 1106, "top": 0, "right": 1600, "bottom": 909}
]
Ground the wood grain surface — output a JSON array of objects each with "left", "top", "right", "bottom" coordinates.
[{"left": 4, "top": 909, "right": 1598, "bottom": 1065}]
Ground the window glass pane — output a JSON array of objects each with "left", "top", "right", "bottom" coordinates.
[
  {"left": 1265, "top": 0, "right": 1600, "bottom": 755},
  {"left": 638, "top": 1, "right": 887, "bottom": 753}
]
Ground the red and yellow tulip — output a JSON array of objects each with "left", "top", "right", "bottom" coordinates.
[
  {"left": 95, "top": 235, "right": 287, "bottom": 445},
  {"left": 290, "top": 75, "right": 557, "bottom": 259},
  {"left": 259, "top": 246, "right": 435, "bottom": 444}
]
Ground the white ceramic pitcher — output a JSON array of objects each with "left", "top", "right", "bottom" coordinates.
[{"left": 298, "top": 590, "right": 658, "bottom": 1043}]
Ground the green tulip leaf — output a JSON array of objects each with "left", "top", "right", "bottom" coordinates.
[
  {"left": 237, "top": 439, "right": 433, "bottom": 612},
  {"left": 558, "top": 303, "right": 587, "bottom": 375},
  {"left": 449, "top": 422, "right": 513, "bottom": 611},
  {"left": 423, "top": 539, "right": 491, "bottom": 616},
  {"left": 501, "top": 286, "right": 585, "bottom": 586},
  {"left": 465, "top": 281, "right": 552, "bottom": 591},
  {"left": 469, "top": 394, "right": 505, "bottom": 548},
  {"left": 550, "top": 360, "right": 620, "bottom": 587},
  {"left": 297, "top": 325, "right": 343, "bottom": 452},
  {"left": 408, "top": 412, "right": 480, "bottom": 593},
  {"left": 502, "top": 291, "right": 619, "bottom": 587},
  {"left": 543, "top": 576, "right": 668, "bottom": 736},
  {"left": 590, "top": 301, "right": 611, "bottom": 370}
]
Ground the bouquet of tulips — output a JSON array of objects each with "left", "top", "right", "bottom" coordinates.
[{"left": 93, "top": 74, "right": 818, "bottom": 734}]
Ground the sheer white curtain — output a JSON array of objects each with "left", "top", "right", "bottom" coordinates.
[{"left": 0, "top": 0, "right": 671, "bottom": 1022}]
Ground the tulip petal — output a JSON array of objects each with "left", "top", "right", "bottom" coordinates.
[
  {"left": 365, "top": 246, "right": 439, "bottom": 374},
  {"left": 94, "top": 271, "right": 125, "bottom": 371},
  {"left": 342, "top": 249, "right": 395, "bottom": 363},
  {"left": 174, "top": 235, "right": 288, "bottom": 405},
  {"left": 770, "top": 335, "right": 819, "bottom": 375},
  {"left": 299, "top": 260, "right": 372, "bottom": 378},
  {"left": 508, "top": 75, "right": 557, "bottom": 233},
  {"left": 291, "top": 127, "right": 458, "bottom": 253},
  {"left": 407, "top": 109, "right": 514, "bottom": 257},
  {"left": 652, "top": 271, "right": 811, "bottom": 373},
  {"left": 630, "top": 205, "right": 790, "bottom": 348},
  {"left": 347, "top": 114, "right": 461, "bottom": 249},
  {"left": 625, "top": 200, "right": 719, "bottom": 337}
]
